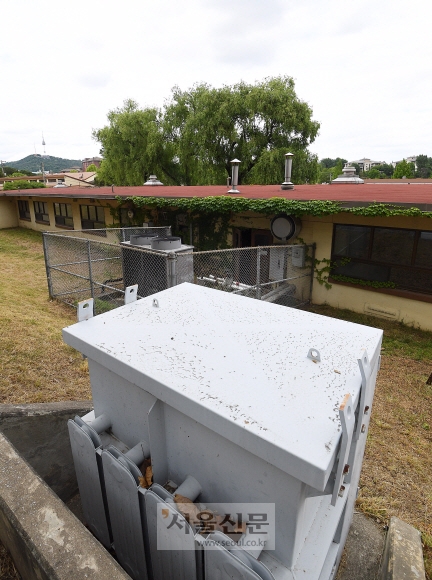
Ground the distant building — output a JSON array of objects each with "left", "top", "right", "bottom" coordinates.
[
  {"left": 82, "top": 157, "right": 102, "bottom": 171},
  {"left": 349, "top": 158, "right": 385, "bottom": 172},
  {"left": 0, "top": 171, "right": 96, "bottom": 190},
  {"left": 392, "top": 156, "right": 417, "bottom": 170}
]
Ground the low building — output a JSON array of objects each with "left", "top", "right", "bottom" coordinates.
[
  {"left": 392, "top": 155, "right": 417, "bottom": 170},
  {"left": 1, "top": 181, "right": 431, "bottom": 331},
  {"left": 349, "top": 158, "right": 385, "bottom": 171},
  {"left": 0, "top": 172, "right": 96, "bottom": 190}
]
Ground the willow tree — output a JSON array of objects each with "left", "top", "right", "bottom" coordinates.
[{"left": 93, "top": 77, "right": 320, "bottom": 186}]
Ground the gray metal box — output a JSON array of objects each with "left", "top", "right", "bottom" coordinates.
[
  {"left": 64, "top": 283, "right": 382, "bottom": 580},
  {"left": 292, "top": 245, "right": 306, "bottom": 268}
]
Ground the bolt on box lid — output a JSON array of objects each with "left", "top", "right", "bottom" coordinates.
[{"left": 63, "top": 283, "right": 382, "bottom": 491}]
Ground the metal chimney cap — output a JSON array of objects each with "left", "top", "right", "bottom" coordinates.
[
  {"left": 144, "top": 174, "right": 164, "bottom": 186},
  {"left": 230, "top": 158, "right": 241, "bottom": 164},
  {"left": 285, "top": 152, "right": 294, "bottom": 158}
]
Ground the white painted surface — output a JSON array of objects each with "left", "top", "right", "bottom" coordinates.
[{"left": 63, "top": 283, "right": 382, "bottom": 490}]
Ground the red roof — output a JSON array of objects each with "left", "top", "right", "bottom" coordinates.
[{"left": 3, "top": 183, "right": 432, "bottom": 208}]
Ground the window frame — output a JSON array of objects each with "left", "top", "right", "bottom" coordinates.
[
  {"left": 79, "top": 204, "right": 106, "bottom": 231},
  {"left": 54, "top": 202, "right": 74, "bottom": 229},
  {"left": 18, "top": 200, "right": 31, "bottom": 221},
  {"left": 33, "top": 200, "right": 50, "bottom": 224},
  {"left": 330, "top": 223, "right": 432, "bottom": 298}
]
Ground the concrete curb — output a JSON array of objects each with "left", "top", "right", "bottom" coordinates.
[
  {"left": 0, "top": 431, "right": 130, "bottom": 580},
  {"left": 381, "top": 516, "right": 426, "bottom": 580},
  {"left": 0, "top": 401, "right": 93, "bottom": 501}
]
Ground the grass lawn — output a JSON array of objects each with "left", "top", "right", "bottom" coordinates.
[
  {"left": 0, "top": 228, "right": 430, "bottom": 578},
  {"left": 0, "top": 228, "right": 91, "bottom": 404},
  {"left": 309, "top": 304, "right": 432, "bottom": 578}
]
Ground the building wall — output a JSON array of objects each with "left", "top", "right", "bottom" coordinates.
[
  {"left": 300, "top": 213, "right": 432, "bottom": 331},
  {"left": 0, "top": 198, "right": 19, "bottom": 228}
]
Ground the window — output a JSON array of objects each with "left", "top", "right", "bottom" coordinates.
[
  {"left": 54, "top": 203, "right": 73, "bottom": 228},
  {"left": 331, "top": 224, "right": 432, "bottom": 295},
  {"left": 80, "top": 204, "right": 105, "bottom": 229},
  {"left": 34, "top": 201, "right": 50, "bottom": 224},
  {"left": 18, "top": 200, "right": 31, "bottom": 220}
]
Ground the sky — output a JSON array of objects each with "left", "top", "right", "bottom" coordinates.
[{"left": 1, "top": 0, "right": 431, "bottom": 165}]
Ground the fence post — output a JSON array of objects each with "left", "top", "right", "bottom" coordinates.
[
  {"left": 256, "top": 248, "right": 262, "bottom": 300},
  {"left": 42, "top": 233, "right": 54, "bottom": 299},
  {"left": 308, "top": 243, "right": 316, "bottom": 304},
  {"left": 167, "top": 252, "right": 178, "bottom": 287},
  {"left": 87, "top": 239, "right": 95, "bottom": 300}
]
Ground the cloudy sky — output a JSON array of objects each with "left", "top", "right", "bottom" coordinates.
[{"left": 1, "top": 0, "right": 431, "bottom": 165}]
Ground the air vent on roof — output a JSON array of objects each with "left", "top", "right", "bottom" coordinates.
[
  {"left": 144, "top": 175, "right": 163, "bottom": 186},
  {"left": 130, "top": 234, "right": 159, "bottom": 246},
  {"left": 151, "top": 236, "right": 182, "bottom": 250},
  {"left": 227, "top": 159, "right": 241, "bottom": 194},
  {"left": 281, "top": 152, "right": 294, "bottom": 190}
]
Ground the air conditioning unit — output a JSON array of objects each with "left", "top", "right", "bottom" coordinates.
[
  {"left": 120, "top": 236, "right": 194, "bottom": 298},
  {"left": 65, "top": 283, "right": 382, "bottom": 580}
]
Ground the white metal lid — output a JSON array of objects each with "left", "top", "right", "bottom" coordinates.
[{"left": 63, "top": 283, "right": 382, "bottom": 490}]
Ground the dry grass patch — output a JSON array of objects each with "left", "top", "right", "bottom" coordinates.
[
  {"left": 0, "top": 543, "right": 19, "bottom": 580},
  {"left": 0, "top": 228, "right": 91, "bottom": 403},
  {"left": 310, "top": 304, "right": 432, "bottom": 578}
]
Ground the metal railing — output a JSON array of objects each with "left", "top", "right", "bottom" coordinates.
[{"left": 43, "top": 228, "right": 314, "bottom": 315}]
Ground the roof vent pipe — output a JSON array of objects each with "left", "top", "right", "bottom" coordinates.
[
  {"left": 281, "top": 152, "right": 294, "bottom": 190},
  {"left": 228, "top": 159, "right": 241, "bottom": 194},
  {"left": 144, "top": 174, "right": 164, "bottom": 186}
]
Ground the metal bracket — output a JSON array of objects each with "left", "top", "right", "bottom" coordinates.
[
  {"left": 77, "top": 298, "right": 94, "bottom": 322},
  {"left": 331, "top": 393, "right": 355, "bottom": 506},
  {"left": 307, "top": 348, "right": 321, "bottom": 363},
  {"left": 124, "top": 284, "right": 138, "bottom": 305},
  {"left": 355, "top": 349, "right": 372, "bottom": 441}
]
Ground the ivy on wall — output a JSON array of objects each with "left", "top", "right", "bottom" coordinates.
[
  {"left": 122, "top": 197, "right": 432, "bottom": 220},
  {"left": 112, "top": 196, "right": 432, "bottom": 251}
]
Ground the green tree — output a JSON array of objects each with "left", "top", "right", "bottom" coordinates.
[
  {"left": 372, "top": 163, "right": 393, "bottom": 177},
  {"left": 393, "top": 159, "right": 414, "bottom": 179},
  {"left": 363, "top": 168, "right": 381, "bottom": 179},
  {"left": 85, "top": 164, "right": 98, "bottom": 172},
  {"left": 415, "top": 154, "right": 432, "bottom": 178},
  {"left": 93, "top": 100, "right": 166, "bottom": 186},
  {"left": 3, "top": 180, "right": 45, "bottom": 190},
  {"left": 319, "top": 157, "right": 347, "bottom": 169},
  {"left": 94, "top": 77, "right": 320, "bottom": 186},
  {"left": 2, "top": 166, "right": 19, "bottom": 176},
  {"left": 320, "top": 158, "right": 336, "bottom": 169}
]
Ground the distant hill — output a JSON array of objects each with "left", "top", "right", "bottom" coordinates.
[{"left": 6, "top": 154, "right": 83, "bottom": 173}]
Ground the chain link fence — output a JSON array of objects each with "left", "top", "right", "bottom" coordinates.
[{"left": 43, "top": 228, "right": 314, "bottom": 315}]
